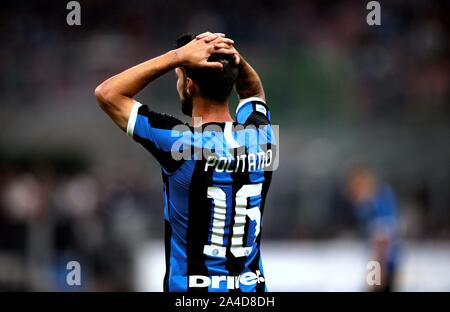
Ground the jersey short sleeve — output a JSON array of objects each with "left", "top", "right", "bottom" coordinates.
[
  {"left": 127, "top": 101, "right": 190, "bottom": 173},
  {"left": 235, "top": 96, "right": 271, "bottom": 126}
]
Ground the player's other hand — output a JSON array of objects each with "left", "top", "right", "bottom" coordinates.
[{"left": 175, "top": 32, "right": 240, "bottom": 69}]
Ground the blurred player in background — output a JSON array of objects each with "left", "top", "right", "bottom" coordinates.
[
  {"left": 346, "top": 165, "right": 402, "bottom": 292},
  {"left": 94, "top": 32, "right": 274, "bottom": 292}
]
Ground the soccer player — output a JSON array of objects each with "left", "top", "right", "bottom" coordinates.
[
  {"left": 346, "top": 165, "right": 401, "bottom": 292},
  {"left": 95, "top": 32, "right": 274, "bottom": 292}
]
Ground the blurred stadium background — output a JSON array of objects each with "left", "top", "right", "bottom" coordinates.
[{"left": 0, "top": 0, "right": 449, "bottom": 291}]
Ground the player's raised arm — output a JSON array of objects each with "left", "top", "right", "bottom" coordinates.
[
  {"left": 94, "top": 33, "right": 236, "bottom": 131},
  {"left": 235, "top": 56, "right": 265, "bottom": 102}
]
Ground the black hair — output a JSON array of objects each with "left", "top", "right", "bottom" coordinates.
[{"left": 176, "top": 34, "right": 238, "bottom": 102}]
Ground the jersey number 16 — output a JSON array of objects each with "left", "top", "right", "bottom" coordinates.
[{"left": 204, "top": 183, "right": 262, "bottom": 258}]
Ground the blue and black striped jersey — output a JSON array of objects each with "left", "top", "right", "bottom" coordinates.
[{"left": 127, "top": 97, "right": 275, "bottom": 292}]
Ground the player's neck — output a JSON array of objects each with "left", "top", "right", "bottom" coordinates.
[{"left": 191, "top": 97, "right": 233, "bottom": 127}]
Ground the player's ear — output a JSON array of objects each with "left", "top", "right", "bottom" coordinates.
[{"left": 186, "top": 77, "right": 195, "bottom": 96}]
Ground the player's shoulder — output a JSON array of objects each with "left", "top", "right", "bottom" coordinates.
[
  {"left": 235, "top": 96, "right": 271, "bottom": 126},
  {"left": 127, "top": 100, "right": 190, "bottom": 145},
  {"left": 135, "top": 102, "right": 186, "bottom": 130}
]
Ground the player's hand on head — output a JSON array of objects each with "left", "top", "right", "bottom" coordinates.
[
  {"left": 196, "top": 32, "right": 225, "bottom": 42},
  {"left": 196, "top": 32, "right": 240, "bottom": 65},
  {"left": 177, "top": 32, "right": 239, "bottom": 69},
  {"left": 213, "top": 41, "right": 240, "bottom": 65}
]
